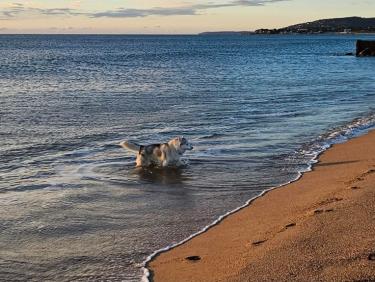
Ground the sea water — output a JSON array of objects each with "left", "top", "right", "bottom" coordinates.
[{"left": 0, "top": 34, "right": 374, "bottom": 281}]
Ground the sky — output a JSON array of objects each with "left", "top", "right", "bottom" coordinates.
[{"left": 0, "top": 0, "right": 374, "bottom": 34}]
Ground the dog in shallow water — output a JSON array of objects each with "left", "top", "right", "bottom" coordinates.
[{"left": 119, "top": 137, "right": 193, "bottom": 168}]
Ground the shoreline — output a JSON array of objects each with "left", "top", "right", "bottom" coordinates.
[{"left": 147, "top": 129, "right": 375, "bottom": 281}]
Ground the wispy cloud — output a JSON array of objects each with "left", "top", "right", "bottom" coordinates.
[
  {"left": 1, "top": 3, "right": 24, "bottom": 18},
  {"left": 91, "top": 7, "right": 197, "bottom": 18},
  {"left": 91, "top": 0, "right": 288, "bottom": 18},
  {"left": 0, "top": 2, "right": 82, "bottom": 19},
  {"left": 0, "top": 0, "right": 288, "bottom": 20}
]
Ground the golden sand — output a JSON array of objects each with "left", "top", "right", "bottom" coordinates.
[{"left": 149, "top": 130, "right": 375, "bottom": 281}]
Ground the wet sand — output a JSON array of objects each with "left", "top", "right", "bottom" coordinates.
[{"left": 148, "top": 130, "right": 375, "bottom": 281}]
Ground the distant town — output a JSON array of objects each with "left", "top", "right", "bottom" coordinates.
[{"left": 199, "top": 16, "right": 375, "bottom": 35}]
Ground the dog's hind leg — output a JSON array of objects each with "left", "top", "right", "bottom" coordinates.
[
  {"left": 159, "top": 151, "right": 168, "bottom": 167},
  {"left": 135, "top": 154, "right": 144, "bottom": 167}
]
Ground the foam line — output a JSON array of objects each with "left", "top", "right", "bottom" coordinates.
[{"left": 141, "top": 114, "right": 375, "bottom": 282}]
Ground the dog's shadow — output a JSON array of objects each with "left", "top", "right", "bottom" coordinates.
[{"left": 133, "top": 166, "right": 187, "bottom": 185}]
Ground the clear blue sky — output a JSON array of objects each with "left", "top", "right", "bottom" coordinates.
[{"left": 0, "top": 0, "right": 374, "bottom": 33}]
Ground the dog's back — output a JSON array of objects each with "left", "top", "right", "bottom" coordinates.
[
  {"left": 120, "top": 141, "right": 163, "bottom": 167},
  {"left": 119, "top": 137, "right": 193, "bottom": 167}
]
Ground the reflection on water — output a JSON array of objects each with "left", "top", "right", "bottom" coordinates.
[
  {"left": 134, "top": 167, "right": 187, "bottom": 185},
  {"left": 0, "top": 34, "right": 375, "bottom": 281}
]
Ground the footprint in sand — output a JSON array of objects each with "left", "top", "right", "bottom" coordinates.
[
  {"left": 318, "top": 197, "right": 343, "bottom": 206},
  {"left": 185, "top": 256, "right": 201, "bottom": 262},
  {"left": 350, "top": 186, "right": 361, "bottom": 190},
  {"left": 368, "top": 253, "right": 375, "bottom": 261},
  {"left": 346, "top": 177, "right": 364, "bottom": 185},
  {"left": 346, "top": 169, "right": 375, "bottom": 185},
  {"left": 278, "top": 222, "right": 297, "bottom": 233},
  {"left": 313, "top": 208, "right": 334, "bottom": 215},
  {"left": 362, "top": 169, "right": 375, "bottom": 177},
  {"left": 314, "top": 209, "right": 324, "bottom": 214},
  {"left": 252, "top": 239, "right": 267, "bottom": 246}
]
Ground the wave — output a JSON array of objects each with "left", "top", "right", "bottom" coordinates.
[{"left": 199, "top": 133, "right": 226, "bottom": 139}]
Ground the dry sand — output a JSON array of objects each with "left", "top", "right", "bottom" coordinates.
[{"left": 149, "top": 130, "right": 375, "bottom": 282}]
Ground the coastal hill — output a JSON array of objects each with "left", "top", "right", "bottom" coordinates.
[
  {"left": 199, "top": 16, "right": 375, "bottom": 35},
  {"left": 279, "top": 16, "right": 375, "bottom": 33}
]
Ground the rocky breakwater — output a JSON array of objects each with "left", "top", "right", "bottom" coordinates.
[{"left": 356, "top": 40, "right": 375, "bottom": 56}]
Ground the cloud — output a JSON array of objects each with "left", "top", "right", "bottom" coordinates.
[
  {"left": 0, "top": 2, "right": 82, "bottom": 19},
  {"left": 92, "top": 7, "right": 197, "bottom": 18},
  {"left": 91, "top": 0, "right": 288, "bottom": 18},
  {"left": 0, "top": 3, "right": 25, "bottom": 18},
  {"left": 0, "top": 0, "right": 288, "bottom": 20}
]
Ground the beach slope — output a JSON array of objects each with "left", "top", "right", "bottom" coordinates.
[{"left": 149, "top": 130, "right": 375, "bottom": 281}]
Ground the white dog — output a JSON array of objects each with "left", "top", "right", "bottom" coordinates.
[{"left": 120, "top": 137, "right": 193, "bottom": 167}]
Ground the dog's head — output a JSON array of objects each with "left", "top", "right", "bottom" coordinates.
[{"left": 170, "top": 136, "right": 193, "bottom": 154}]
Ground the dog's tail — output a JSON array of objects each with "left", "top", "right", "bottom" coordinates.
[{"left": 119, "top": 141, "right": 141, "bottom": 153}]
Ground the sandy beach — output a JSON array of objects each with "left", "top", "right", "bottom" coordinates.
[{"left": 149, "top": 130, "right": 375, "bottom": 281}]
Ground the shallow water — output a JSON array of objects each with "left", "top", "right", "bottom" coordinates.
[{"left": 0, "top": 34, "right": 374, "bottom": 281}]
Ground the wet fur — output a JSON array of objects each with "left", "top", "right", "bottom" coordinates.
[{"left": 119, "top": 137, "right": 193, "bottom": 168}]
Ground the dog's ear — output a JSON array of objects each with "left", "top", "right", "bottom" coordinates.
[{"left": 179, "top": 136, "right": 188, "bottom": 145}]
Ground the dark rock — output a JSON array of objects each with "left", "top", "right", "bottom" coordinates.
[
  {"left": 185, "top": 256, "right": 201, "bottom": 261},
  {"left": 368, "top": 253, "right": 375, "bottom": 261},
  {"left": 285, "top": 223, "right": 296, "bottom": 228},
  {"left": 359, "top": 48, "right": 371, "bottom": 56},
  {"left": 356, "top": 40, "right": 375, "bottom": 57}
]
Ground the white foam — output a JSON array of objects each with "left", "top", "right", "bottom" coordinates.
[
  {"left": 46, "top": 160, "right": 135, "bottom": 188},
  {"left": 140, "top": 114, "right": 375, "bottom": 282}
]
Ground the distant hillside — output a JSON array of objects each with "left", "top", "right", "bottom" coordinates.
[
  {"left": 199, "top": 17, "right": 375, "bottom": 35},
  {"left": 198, "top": 31, "right": 253, "bottom": 36},
  {"left": 280, "top": 17, "right": 375, "bottom": 33}
]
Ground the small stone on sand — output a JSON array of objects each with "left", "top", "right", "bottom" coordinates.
[{"left": 285, "top": 223, "right": 296, "bottom": 228}]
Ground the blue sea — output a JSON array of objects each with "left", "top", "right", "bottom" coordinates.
[{"left": 0, "top": 34, "right": 374, "bottom": 281}]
